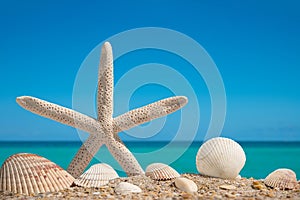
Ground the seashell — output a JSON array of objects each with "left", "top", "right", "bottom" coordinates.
[
  {"left": 174, "top": 177, "right": 198, "bottom": 193},
  {"left": 196, "top": 137, "right": 246, "bottom": 179},
  {"left": 219, "top": 184, "right": 237, "bottom": 190},
  {"left": 145, "top": 163, "right": 180, "bottom": 180},
  {"left": 0, "top": 153, "right": 74, "bottom": 195},
  {"left": 264, "top": 168, "right": 297, "bottom": 190},
  {"left": 73, "top": 163, "right": 119, "bottom": 188},
  {"left": 115, "top": 182, "right": 142, "bottom": 194}
]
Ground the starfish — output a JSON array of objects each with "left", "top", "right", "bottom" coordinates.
[{"left": 16, "top": 42, "right": 188, "bottom": 178}]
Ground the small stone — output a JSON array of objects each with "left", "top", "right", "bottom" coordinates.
[
  {"left": 175, "top": 177, "right": 198, "bottom": 193},
  {"left": 219, "top": 184, "right": 237, "bottom": 190},
  {"left": 146, "top": 185, "right": 155, "bottom": 190},
  {"left": 181, "top": 193, "right": 193, "bottom": 199},
  {"left": 267, "top": 191, "right": 275, "bottom": 198},
  {"left": 93, "top": 192, "right": 100, "bottom": 195},
  {"left": 252, "top": 184, "right": 264, "bottom": 190},
  {"left": 252, "top": 181, "right": 260, "bottom": 185},
  {"left": 252, "top": 181, "right": 266, "bottom": 190},
  {"left": 225, "top": 193, "right": 236, "bottom": 198},
  {"left": 212, "top": 194, "right": 223, "bottom": 199}
]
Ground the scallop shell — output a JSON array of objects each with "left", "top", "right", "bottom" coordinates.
[
  {"left": 174, "top": 177, "right": 198, "bottom": 193},
  {"left": 196, "top": 137, "right": 246, "bottom": 179},
  {"left": 0, "top": 153, "right": 74, "bottom": 195},
  {"left": 115, "top": 182, "right": 142, "bottom": 194},
  {"left": 145, "top": 163, "right": 180, "bottom": 180},
  {"left": 73, "top": 163, "right": 119, "bottom": 188},
  {"left": 264, "top": 168, "right": 297, "bottom": 190}
]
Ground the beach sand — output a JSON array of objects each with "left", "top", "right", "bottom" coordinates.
[{"left": 1, "top": 174, "right": 299, "bottom": 199}]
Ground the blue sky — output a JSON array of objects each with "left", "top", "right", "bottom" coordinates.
[{"left": 0, "top": 0, "right": 299, "bottom": 141}]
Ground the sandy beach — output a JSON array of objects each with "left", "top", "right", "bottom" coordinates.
[{"left": 1, "top": 174, "right": 299, "bottom": 200}]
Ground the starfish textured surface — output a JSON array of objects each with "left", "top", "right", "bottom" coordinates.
[{"left": 16, "top": 42, "right": 188, "bottom": 178}]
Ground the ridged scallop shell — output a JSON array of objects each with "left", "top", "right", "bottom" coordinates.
[
  {"left": 115, "top": 182, "right": 142, "bottom": 194},
  {"left": 145, "top": 163, "right": 180, "bottom": 180},
  {"left": 264, "top": 168, "right": 297, "bottom": 190},
  {"left": 196, "top": 137, "right": 246, "bottom": 179},
  {"left": 73, "top": 163, "right": 119, "bottom": 188},
  {"left": 0, "top": 153, "right": 74, "bottom": 195}
]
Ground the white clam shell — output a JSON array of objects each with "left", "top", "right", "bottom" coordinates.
[
  {"left": 115, "top": 182, "right": 142, "bottom": 194},
  {"left": 145, "top": 163, "right": 180, "bottom": 180},
  {"left": 73, "top": 163, "right": 119, "bottom": 188},
  {"left": 196, "top": 137, "right": 246, "bottom": 179},
  {"left": 264, "top": 168, "right": 297, "bottom": 190},
  {"left": 0, "top": 153, "right": 74, "bottom": 195},
  {"left": 174, "top": 177, "right": 198, "bottom": 193}
]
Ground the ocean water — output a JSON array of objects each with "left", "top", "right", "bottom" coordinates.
[{"left": 0, "top": 141, "right": 299, "bottom": 179}]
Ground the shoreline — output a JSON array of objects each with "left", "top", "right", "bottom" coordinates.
[{"left": 1, "top": 174, "right": 299, "bottom": 200}]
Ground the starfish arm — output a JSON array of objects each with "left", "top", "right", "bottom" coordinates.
[
  {"left": 112, "top": 96, "right": 188, "bottom": 133},
  {"left": 16, "top": 96, "right": 100, "bottom": 134},
  {"left": 113, "top": 133, "right": 124, "bottom": 145},
  {"left": 97, "top": 42, "right": 113, "bottom": 123},
  {"left": 67, "top": 134, "right": 104, "bottom": 178},
  {"left": 105, "top": 138, "right": 144, "bottom": 176}
]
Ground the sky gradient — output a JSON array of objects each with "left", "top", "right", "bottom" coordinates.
[{"left": 0, "top": 0, "right": 299, "bottom": 141}]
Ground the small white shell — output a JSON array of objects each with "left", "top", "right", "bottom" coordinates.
[
  {"left": 219, "top": 184, "right": 237, "bottom": 190},
  {"left": 196, "top": 137, "right": 246, "bottom": 179},
  {"left": 145, "top": 163, "right": 180, "bottom": 180},
  {"left": 174, "top": 177, "right": 198, "bottom": 193},
  {"left": 73, "top": 163, "right": 119, "bottom": 188},
  {"left": 264, "top": 168, "right": 297, "bottom": 190},
  {"left": 115, "top": 182, "right": 142, "bottom": 194},
  {"left": 0, "top": 153, "right": 74, "bottom": 195}
]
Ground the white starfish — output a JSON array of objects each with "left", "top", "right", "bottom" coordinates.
[{"left": 16, "top": 42, "right": 188, "bottom": 178}]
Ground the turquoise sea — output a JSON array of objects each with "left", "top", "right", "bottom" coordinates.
[{"left": 0, "top": 142, "right": 299, "bottom": 179}]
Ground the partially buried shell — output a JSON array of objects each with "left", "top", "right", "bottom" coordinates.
[
  {"left": 115, "top": 182, "right": 141, "bottom": 194},
  {"left": 174, "top": 177, "right": 198, "bottom": 193},
  {"left": 196, "top": 137, "right": 246, "bottom": 179},
  {"left": 0, "top": 153, "right": 75, "bottom": 195},
  {"left": 145, "top": 163, "right": 180, "bottom": 180},
  {"left": 73, "top": 163, "right": 119, "bottom": 188},
  {"left": 264, "top": 168, "right": 297, "bottom": 190}
]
